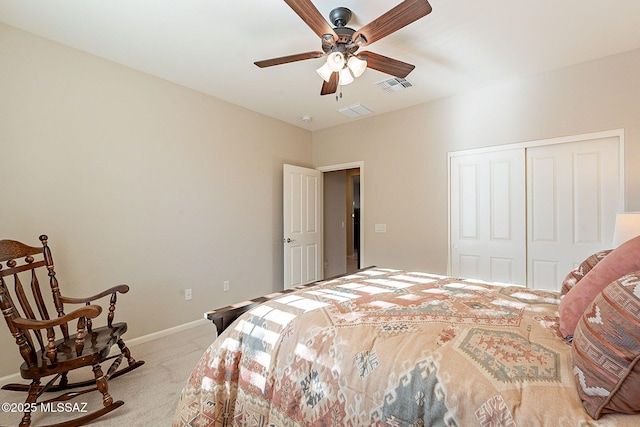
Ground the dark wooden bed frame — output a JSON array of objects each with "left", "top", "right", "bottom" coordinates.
[{"left": 205, "top": 267, "right": 374, "bottom": 335}]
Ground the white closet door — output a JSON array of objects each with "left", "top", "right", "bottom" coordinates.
[
  {"left": 450, "top": 149, "right": 527, "bottom": 285},
  {"left": 527, "top": 137, "right": 621, "bottom": 290}
]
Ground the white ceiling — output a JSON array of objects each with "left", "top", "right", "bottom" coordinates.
[{"left": 2, "top": 0, "right": 640, "bottom": 131}]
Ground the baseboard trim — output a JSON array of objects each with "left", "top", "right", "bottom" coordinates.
[
  {"left": 0, "top": 372, "right": 21, "bottom": 385},
  {"left": 0, "top": 318, "right": 211, "bottom": 385},
  {"left": 126, "top": 318, "right": 211, "bottom": 347}
]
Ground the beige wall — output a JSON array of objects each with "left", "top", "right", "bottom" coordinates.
[
  {"left": 0, "top": 23, "right": 312, "bottom": 376},
  {"left": 313, "top": 48, "right": 640, "bottom": 274}
]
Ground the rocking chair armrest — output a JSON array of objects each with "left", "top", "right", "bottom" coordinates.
[
  {"left": 12, "top": 305, "right": 103, "bottom": 330},
  {"left": 59, "top": 284, "right": 130, "bottom": 304}
]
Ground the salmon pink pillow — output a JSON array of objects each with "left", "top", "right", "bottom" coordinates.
[{"left": 558, "top": 235, "right": 640, "bottom": 338}]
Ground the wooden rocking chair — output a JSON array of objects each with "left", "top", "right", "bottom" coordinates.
[{"left": 0, "top": 235, "right": 144, "bottom": 427}]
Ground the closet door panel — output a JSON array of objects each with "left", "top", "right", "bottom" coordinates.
[
  {"left": 530, "top": 156, "right": 558, "bottom": 242},
  {"left": 450, "top": 149, "right": 526, "bottom": 285},
  {"left": 527, "top": 136, "right": 621, "bottom": 290}
]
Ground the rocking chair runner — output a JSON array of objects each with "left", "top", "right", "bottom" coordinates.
[{"left": 0, "top": 235, "right": 144, "bottom": 427}]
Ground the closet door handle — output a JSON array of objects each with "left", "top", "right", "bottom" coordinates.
[{"left": 284, "top": 238, "right": 296, "bottom": 243}]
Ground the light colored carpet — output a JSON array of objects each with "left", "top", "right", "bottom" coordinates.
[{"left": 0, "top": 321, "right": 217, "bottom": 427}]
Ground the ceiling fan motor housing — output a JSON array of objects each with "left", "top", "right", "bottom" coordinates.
[
  {"left": 322, "top": 8, "right": 360, "bottom": 55},
  {"left": 329, "top": 7, "right": 352, "bottom": 27}
]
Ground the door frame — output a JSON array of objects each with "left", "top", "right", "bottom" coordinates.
[
  {"left": 447, "top": 128, "right": 625, "bottom": 277},
  {"left": 317, "top": 161, "right": 366, "bottom": 269}
]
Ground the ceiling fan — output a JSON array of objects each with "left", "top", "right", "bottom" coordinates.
[{"left": 254, "top": 0, "right": 433, "bottom": 96}]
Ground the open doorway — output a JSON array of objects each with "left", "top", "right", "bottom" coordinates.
[
  {"left": 323, "top": 167, "right": 361, "bottom": 277},
  {"left": 347, "top": 170, "right": 361, "bottom": 273}
]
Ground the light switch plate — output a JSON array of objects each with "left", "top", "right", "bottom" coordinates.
[{"left": 375, "top": 224, "right": 387, "bottom": 233}]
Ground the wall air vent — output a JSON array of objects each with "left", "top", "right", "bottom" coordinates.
[
  {"left": 376, "top": 77, "right": 413, "bottom": 93},
  {"left": 338, "top": 103, "right": 373, "bottom": 118}
]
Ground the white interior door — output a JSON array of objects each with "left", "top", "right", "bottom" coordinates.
[
  {"left": 450, "top": 148, "right": 527, "bottom": 285},
  {"left": 283, "top": 164, "right": 323, "bottom": 289},
  {"left": 527, "top": 137, "right": 622, "bottom": 290}
]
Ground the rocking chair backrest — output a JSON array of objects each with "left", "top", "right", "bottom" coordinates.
[{"left": 0, "top": 235, "right": 68, "bottom": 367}]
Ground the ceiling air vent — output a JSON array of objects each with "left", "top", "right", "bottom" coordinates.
[
  {"left": 376, "top": 77, "right": 413, "bottom": 93},
  {"left": 338, "top": 103, "right": 373, "bottom": 118}
]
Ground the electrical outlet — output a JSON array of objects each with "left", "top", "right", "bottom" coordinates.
[
  {"left": 223, "top": 281, "right": 230, "bottom": 292},
  {"left": 185, "top": 289, "right": 192, "bottom": 300}
]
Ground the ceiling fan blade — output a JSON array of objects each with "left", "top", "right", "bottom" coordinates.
[
  {"left": 254, "top": 51, "right": 324, "bottom": 68},
  {"left": 359, "top": 51, "right": 415, "bottom": 78},
  {"left": 320, "top": 72, "right": 338, "bottom": 96},
  {"left": 353, "top": 0, "right": 432, "bottom": 46},
  {"left": 284, "top": 0, "right": 338, "bottom": 40}
]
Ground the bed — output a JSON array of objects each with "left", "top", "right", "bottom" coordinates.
[{"left": 172, "top": 265, "right": 640, "bottom": 426}]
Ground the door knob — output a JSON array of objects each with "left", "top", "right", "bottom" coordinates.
[{"left": 284, "top": 238, "right": 296, "bottom": 243}]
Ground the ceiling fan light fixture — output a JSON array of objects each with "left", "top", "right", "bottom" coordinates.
[
  {"left": 338, "top": 67, "right": 354, "bottom": 86},
  {"left": 327, "top": 51, "right": 345, "bottom": 72},
  {"left": 347, "top": 56, "right": 367, "bottom": 78},
  {"left": 316, "top": 62, "right": 333, "bottom": 82}
]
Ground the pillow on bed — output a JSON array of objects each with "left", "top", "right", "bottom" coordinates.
[
  {"left": 558, "top": 235, "right": 640, "bottom": 338},
  {"left": 571, "top": 272, "right": 640, "bottom": 419},
  {"left": 560, "top": 249, "right": 612, "bottom": 296}
]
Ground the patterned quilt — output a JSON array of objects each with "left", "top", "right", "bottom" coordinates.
[{"left": 173, "top": 268, "right": 639, "bottom": 426}]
